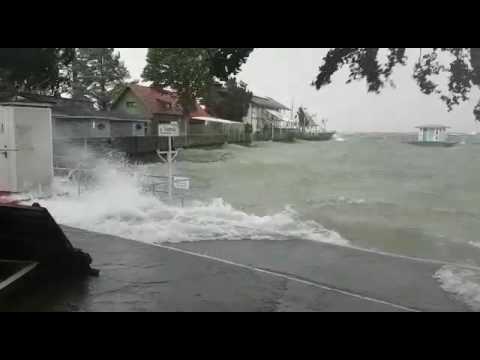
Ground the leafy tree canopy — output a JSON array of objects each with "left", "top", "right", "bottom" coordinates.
[
  {"left": 142, "top": 48, "right": 253, "bottom": 113},
  {"left": 297, "top": 106, "right": 316, "bottom": 130},
  {"left": 313, "top": 48, "right": 480, "bottom": 121},
  {"left": 71, "top": 48, "right": 130, "bottom": 110},
  {"left": 203, "top": 78, "right": 252, "bottom": 122},
  {"left": 0, "top": 48, "right": 74, "bottom": 96}
]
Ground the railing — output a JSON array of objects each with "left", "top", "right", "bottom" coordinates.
[{"left": 54, "top": 163, "right": 96, "bottom": 196}]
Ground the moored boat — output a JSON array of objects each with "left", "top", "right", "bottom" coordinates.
[{"left": 297, "top": 131, "right": 336, "bottom": 141}]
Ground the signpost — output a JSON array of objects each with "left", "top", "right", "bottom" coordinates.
[
  {"left": 156, "top": 122, "right": 190, "bottom": 202},
  {"left": 158, "top": 123, "right": 180, "bottom": 137},
  {"left": 173, "top": 177, "right": 190, "bottom": 190}
]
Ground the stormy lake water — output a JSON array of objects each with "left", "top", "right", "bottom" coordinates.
[{"left": 38, "top": 133, "right": 480, "bottom": 268}]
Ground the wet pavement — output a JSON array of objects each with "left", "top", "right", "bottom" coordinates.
[{"left": 0, "top": 226, "right": 469, "bottom": 312}]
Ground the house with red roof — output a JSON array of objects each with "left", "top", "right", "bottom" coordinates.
[
  {"left": 112, "top": 84, "right": 250, "bottom": 147},
  {"left": 112, "top": 85, "right": 210, "bottom": 137}
]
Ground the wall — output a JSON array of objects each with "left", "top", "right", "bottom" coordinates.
[
  {"left": 132, "top": 122, "right": 146, "bottom": 137},
  {"left": 53, "top": 134, "right": 226, "bottom": 166},
  {"left": 110, "top": 121, "right": 146, "bottom": 137},
  {"left": 418, "top": 128, "right": 448, "bottom": 142},
  {"left": 243, "top": 102, "right": 289, "bottom": 136},
  {"left": 152, "top": 114, "right": 183, "bottom": 136},
  {"left": 243, "top": 104, "right": 258, "bottom": 133},
  {"left": 188, "top": 123, "right": 223, "bottom": 146},
  {"left": 224, "top": 123, "right": 249, "bottom": 144},
  {"left": 113, "top": 90, "right": 149, "bottom": 117},
  {"left": 439, "top": 129, "right": 448, "bottom": 142},
  {"left": 54, "top": 118, "right": 111, "bottom": 139}
]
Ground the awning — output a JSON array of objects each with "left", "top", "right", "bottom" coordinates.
[
  {"left": 192, "top": 116, "right": 238, "bottom": 125},
  {"left": 266, "top": 109, "right": 290, "bottom": 122}
]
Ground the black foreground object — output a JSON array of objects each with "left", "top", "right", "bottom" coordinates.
[{"left": 0, "top": 203, "right": 99, "bottom": 278}]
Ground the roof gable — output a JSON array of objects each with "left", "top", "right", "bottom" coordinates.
[
  {"left": 121, "top": 85, "right": 210, "bottom": 118},
  {"left": 251, "top": 95, "right": 289, "bottom": 111}
]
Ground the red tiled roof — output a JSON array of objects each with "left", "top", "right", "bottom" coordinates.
[
  {"left": 190, "top": 105, "right": 210, "bottom": 118},
  {"left": 128, "top": 85, "right": 210, "bottom": 118}
]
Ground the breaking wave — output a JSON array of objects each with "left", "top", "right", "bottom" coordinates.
[
  {"left": 434, "top": 265, "right": 480, "bottom": 312},
  {"left": 28, "top": 158, "right": 349, "bottom": 246}
]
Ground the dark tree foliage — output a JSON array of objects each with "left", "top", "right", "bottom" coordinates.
[
  {"left": 203, "top": 79, "right": 252, "bottom": 122},
  {"left": 297, "top": 106, "right": 314, "bottom": 132},
  {"left": 207, "top": 48, "right": 254, "bottom": 81},
  {"left": 0, "top": 48, "right": 74, "bottom": 96},
  {"left": 71, "top": 48, "right": 130, "bottom": 110},
  {"left": 143, "top": 48, "right": 253, "bottom": 114},
  {"left": 314, "top": 48, "right": 480, "bottom": 121}
]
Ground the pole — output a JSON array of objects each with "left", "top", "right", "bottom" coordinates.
[{"left": 168, "top": 136, "right": 172, "bottom": 201}]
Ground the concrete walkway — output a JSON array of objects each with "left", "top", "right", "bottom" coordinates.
[{"left": 0, "top": 226, "right": 470, "bottom": 312}]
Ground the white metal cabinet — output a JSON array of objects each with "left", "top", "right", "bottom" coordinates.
[
  {"left": 0, "top": 104, "right": 53, "bottom": 193},
  {"left": 0, "top": 107, "right": 16, "bottom": 192}
]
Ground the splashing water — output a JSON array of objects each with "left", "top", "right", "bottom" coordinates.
[
  {"left": 434, "top": 265, "right": 480, "bottom": 312},
  {"left": 29, "top": 157, "right": 348, "bottom": 246}
]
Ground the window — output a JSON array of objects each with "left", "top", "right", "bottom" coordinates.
[
  {"left": 126, "top": 102, "right": 137, "bottom": 109},
  {"left": 97, "top": 123, "right": 106, "bottom": 130},
  {"left": 135, "top": 124, "right": 143, "bottom": 131}
]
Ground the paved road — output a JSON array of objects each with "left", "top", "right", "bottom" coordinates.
[
  {"left": 0, "top": 226, "right": 469, "bottom": 312},
  {"left": 168, "top": 239, "right": 470, "bottom": 312}
]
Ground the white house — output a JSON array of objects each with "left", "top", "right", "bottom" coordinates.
[
  {"left": 416, "top": 124, "right": 449, "bottom": 142},
  {"left": 242, "top": 95, "right": 291, "bottom": 135}
]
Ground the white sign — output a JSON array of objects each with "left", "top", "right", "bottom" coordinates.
[
  {"left": 158, "top": 122, "right": 180, "bottom": 137},
  {"left": 174, "top": 176, "right": 190, "bottom": 190}
]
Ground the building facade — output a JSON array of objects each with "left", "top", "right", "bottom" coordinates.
[
  {"left": 242, "top": 95, "right": 291, "bottom": 138},
  {"left": 112, "top": 85, "right": 236, "bottom": 148},
  {"left": 112, "top": 85, "right": 186, "bottom": 137},
  {"left": 416, "top": 125, "right": 449, "bottom": 142},
  {"left": 7, "top": 94, "right": 149, "bottom": 139}
]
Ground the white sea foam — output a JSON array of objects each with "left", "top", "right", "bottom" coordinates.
[
  {"left": 28, "top": 158, "right": 349, "bottom": 246},
  {"left": 469, "top": 241, "right": 480, "bottom": 249},
  {"left": 434, "top": 265, "right": 480, "bottom": 312},
  {"left": 336, "top": 196, "right": 366, "bottom": 205}
]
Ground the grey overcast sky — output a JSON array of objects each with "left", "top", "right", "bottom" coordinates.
[{"left": 117, "top": 48, "right": 480, "bottom": 133}]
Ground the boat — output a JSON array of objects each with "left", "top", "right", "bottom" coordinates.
[
  {"left": 297, "top": 131, "right": 336, "bottom": 141},
  {"left": 294, "top": 111, "right": 336, "bottom": 141}
]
